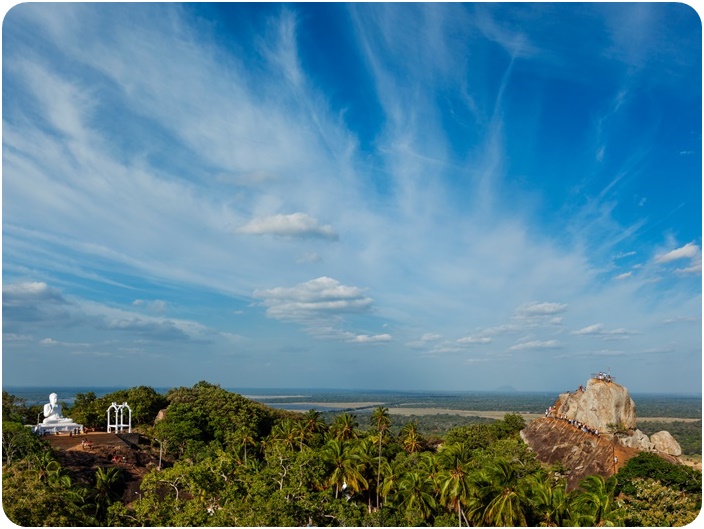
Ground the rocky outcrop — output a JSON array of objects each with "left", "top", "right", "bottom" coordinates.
[
  {"left": 650, "top": 431, "right": 683, "bottom": 456},
  {"left": 552, "top": 378, "right": 636, "bottom": 434},
  {"left": 523, "top": 377, "right": 685, "bottom": 488}
]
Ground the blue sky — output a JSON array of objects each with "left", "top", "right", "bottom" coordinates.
[{"left": 2, "top": 3, "right": 701, "bottom": 394}]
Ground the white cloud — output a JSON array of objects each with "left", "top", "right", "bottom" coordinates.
[
  {"left": 457, "top": 335, "right": 492, "bottom": 345},
  {"left": 2, "top": 281, "right": 66, "bottom": 305},
  {"left": 676, "top": 262, "right": 702, "bottom": 275},
  {"left": 421, "top": 333, "right": 442, "bottom": 342},
  {"left": 593, "top": 349, "right": 625, "bottom": 356},
  {"left": 254, "top": 276, "right": 373, "bottom": 321},
  {"left": 40, "top": 337, "right": 90, "bottom": 348},
  {"left": 509, "top": 340, "right": 561, "bottom": 351},
  {"left": 614, "top": 251, "right": 636, "bottom": 259},
  {"left": 515, "top": 302, "right": 568, "bottom": 318},
  {"left": 573, "top": 324, "right": 604, "bottom": 335},
  {"left": 479, "top": 324, "right": 523, "bottom": 337},
  {"left": 238, "top": 213, "right": 338, "bottom": 240},
  {"left": 133, "top": 299, "right": 168, "bottom": 313},
  {"left": 614, "top": 271, "right": 632, "bottom": 280},
  {"left": 344, "top": 333, "right": 392, "bottom": 344},
  {"left": 655, "top": 242, "right": 700, "bottom": 263},
  {"left": 662, "top": 316, "right": 699, "bottom": 324},
  {"left": 572, "top": 323, "right": 636, "bottom": 339}
]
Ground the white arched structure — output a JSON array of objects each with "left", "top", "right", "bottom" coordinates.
[{"left": 107, "top": 402, "right": 132, "bottom": 433}]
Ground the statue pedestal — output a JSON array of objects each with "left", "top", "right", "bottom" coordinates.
[{"left": 33, "top": 420, "right": 83, "bottom": 435}]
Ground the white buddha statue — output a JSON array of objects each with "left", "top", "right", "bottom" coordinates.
[
  {"left": 33, "top": 392, "right": 82, "bottom": 434},
  {"left": 42, "top": 393, "right": 72, "bottom": 423}
]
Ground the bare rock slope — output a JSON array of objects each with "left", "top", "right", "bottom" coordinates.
[{"left": 520, "top": 418, "right": 638, "bottom": 490}]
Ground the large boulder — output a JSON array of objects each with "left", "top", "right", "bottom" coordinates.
[
  {"left": 619, "top": 429, "right": 655, "bottom": 451},
  {"left": 155, "top": 408, "right": 167, "bottom": 423},
  {"left": 552, "top": 378, "right": 636, "bottom": 434},
  {"left": 650, "top": 430, "right": 682, "bottom": 456}
]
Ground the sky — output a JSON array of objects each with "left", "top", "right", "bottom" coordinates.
[{"left": 2, "top": 2, "right": 702, "bottom": 394}]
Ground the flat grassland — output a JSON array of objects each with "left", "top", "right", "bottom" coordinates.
[{"left": 386, "top": 407, "right": 543, "bottom": 421}]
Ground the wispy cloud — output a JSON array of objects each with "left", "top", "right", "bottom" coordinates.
[
  {"left": 2, "top": 4, "right": 700, "bottom": 391},
  {"left": 509, "top": 340, "right": 561, "bottom": 351},
  {"left": 238, "top": 213, "right": 339, "bottom": 240},
  {"left": 3, "top": 281, "right": 227, "bottom": 345},
  {"left": 572, "top": 324, "right": 636, "bottom": 340}
]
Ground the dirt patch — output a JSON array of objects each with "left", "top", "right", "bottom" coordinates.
[
  {"left": 680, "top": 455, "right": 702, "bottom": 471},
  {"left": 46, "top": 432, "right": 161, "bottom": 504}
]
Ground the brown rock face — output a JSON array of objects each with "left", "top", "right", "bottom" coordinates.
[
  {"left": 552, "top": 378, "right": 636, "bottom": 434},
  {"left": 650, "top": 431, "right": 683, "bottom": 456},
  {"left": 520, "top": 417, "right": 639, "bottom": 490}
]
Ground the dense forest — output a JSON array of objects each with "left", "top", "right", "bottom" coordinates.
[{"left": 3, "top": 382, "right": 701, "bottom": 526}]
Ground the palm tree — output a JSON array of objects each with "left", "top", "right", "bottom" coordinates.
[
  {"left": 321, "top": 439, "right": 368, "bottom": 499},
  {"left": 470, "top": 459, "right": 529, "bottom": 527},
  {"left": 293, "top": 420, "right": 309, "bottom": 451},
  {"left": 329, "top": 412, "right": 359, "bottom": 442},
  {"left": 572, "top": 474, "right": 624, "bottom": 527},
  {"left": 438, "top": 443, "right": 474, "bottom": 527},
  {"left": 270, "top": 418, "right": 297, "bottom": 451},
  {"left": 31, "top": 450, "right": 61, "bottom": 483},
  {"left": 233, "top": 426, "right": 257, "bottom": 464},
  {"left": 351, "top": 436, "right": 377, "bottom": 513},
  {"left": 371, "top": 406, "right": 391, "bottom": 509},
  {"left": 396, "top": 471, "right": 437, "bottom": 523},
  {"left": 303, "top": 409, "right": 327, "bottom": 436},
  {"left": 400, "top": 421, "right": 423, "bottom": 454},
  {"left": 419, "top": 451, "right": 443, "bottom": 496},
  {"left": 525, "top": 473, "right": 572, "bottom": 526},
  {"left": 378, "top": 458, "right": 402, "bottom": 505},
  {"left": 93, "top": 466, "right": 124, "bottom": 521}
]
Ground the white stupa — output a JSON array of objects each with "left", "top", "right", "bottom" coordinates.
[{"left": 33, "top": 392, "right": 83, "bottom": 435}]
